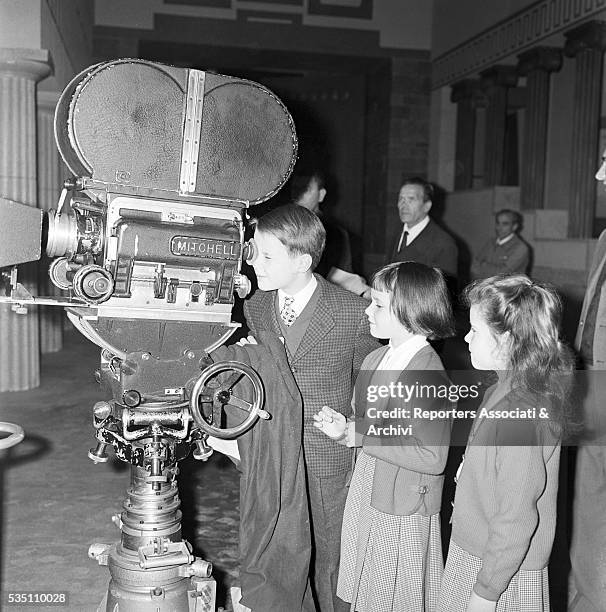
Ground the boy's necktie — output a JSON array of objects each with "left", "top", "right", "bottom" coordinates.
[{"left": 280, "top": 296, "right": 297, "bottom": 326}]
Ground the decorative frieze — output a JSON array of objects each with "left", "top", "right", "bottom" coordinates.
[{"left": 433, "top": 0, "right": 606, "bottom": 88}]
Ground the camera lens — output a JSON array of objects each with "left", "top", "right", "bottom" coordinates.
[{"left": 46, "top": 209, "right": 78, "bottom": 258}]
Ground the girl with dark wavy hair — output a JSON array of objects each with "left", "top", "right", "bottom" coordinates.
[
  {"left": 437, "top": 274, "right": 574, "bottom": 612},
  {"left": 314, "top": 261, "right": 455, "bottom": 611}
]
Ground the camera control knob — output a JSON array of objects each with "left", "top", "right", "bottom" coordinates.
[
  {"left": 92, "top": 401, "right": 112, "bottom": 425},
  {"left": 122, "top": 390, "right": 142, "bottom": 408},
  {"left": 48, "top": 257, "right": 74, "bottom": 290},
  {"left": 234, "top": 274, "right": 251, "bottom": 298},
  {"left": 190, "top": 282, "right": 203, "bottom": 302},
  {"left": 88, "top": 441, "right": 109, "bottom": 463},
  {"left": 72, "top": 265, "right": 114, "bottom": 304},
  {"left": 193, "top": 438, "right": 213, "bottom": 461}
]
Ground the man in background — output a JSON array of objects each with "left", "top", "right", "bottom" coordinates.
[
  {"left": 388, "top": 176, "right": 458, "bottom": 285},
  {"left": 569, "top": 148, "right": 606, "bottom": 612},
  {"left": 292, "top": 170, "right": 370, "bottom": 298},
  {"left": 470, "top": 209, "right": 530, "bottom": 280}
]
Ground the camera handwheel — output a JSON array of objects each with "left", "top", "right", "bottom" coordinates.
[{"left": 189, "top": 361, "right": 267, "bottom": 439}]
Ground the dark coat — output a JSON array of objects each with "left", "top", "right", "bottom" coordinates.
[
  {"left": 213, "top": 332, "right": 311, "bottom": 612},
  {"left": 389, "top": 218, "right": 458, "bottom": 280}
]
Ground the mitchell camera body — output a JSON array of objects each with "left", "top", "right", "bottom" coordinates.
[{"left": 45, "top": 188, "right": 250, "bottom": 322}]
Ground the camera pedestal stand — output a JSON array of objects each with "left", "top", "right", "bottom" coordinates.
[
  {"left": 84, "top": 355, "right": 266, "bottom": 612},
  {"left": 89, "top": 460, "right": 216, "bottom": 612}
]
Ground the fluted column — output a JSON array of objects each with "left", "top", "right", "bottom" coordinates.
[
  {"left": 451, "top": 79, "right": 485, "bottom": 190},
  {"left": 0, "top": 48, "right": 52, "bottom": 391},
  {"left": 564, "top": 21, "right": 606, "bottom": 237},
  {"left": 517, "top": 47, "right": 562, "bottom": 210},
  {"left": 37, "top": 90, "right": 65, "bottom": 354},
  {"left": 480, "top": 65, "right": 518, "bottom": 186}
]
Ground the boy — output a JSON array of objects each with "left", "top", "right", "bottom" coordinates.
[{"left": 244, "top": 204, "right": 379, "bottom": 612}]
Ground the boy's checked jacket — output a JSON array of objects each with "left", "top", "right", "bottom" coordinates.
[{"left": 244, "top": 273, "right": 379, "bottom": 477}]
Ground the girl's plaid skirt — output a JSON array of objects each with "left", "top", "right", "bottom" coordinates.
[
  {"left": 437, "top": 540, "right": 550, "bottom": 611},
  {"left": 337, "top": 451, "right": 443, "bottom": 612}
]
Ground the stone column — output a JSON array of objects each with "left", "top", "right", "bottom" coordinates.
[
  {"left": 564, "top": 21, "right": 606, "bottom": 237},
  {"left": 0, "top": 48, "right": 52, "bottom": 391},
  {"left": 480, "top": 65, "right": 518, "bottom": 187},
  {"left": 37, "top": 90, "right": 65, "bottom": 354},
  {"left": 517, "top": 47, "right": 562, "bottom": 210},
  {"left": 450, "top": 79, "right": 484, "bottom": 190}
]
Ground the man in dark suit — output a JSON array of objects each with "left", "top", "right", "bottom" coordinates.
[
  {"left": 291, "top": 170, "right": 371, "bottom": 297},
  {"left": 244, "top": 204, "right": 379, "bottom": 612},
  {"left": 290, "top": 169, "right": 353, "bottom": 278},
  {"left": 569, "top": 148, "right": 606, "bottom": 612},
  {"left": 388, "top": 177, "right": 458, "bottom": 284}
]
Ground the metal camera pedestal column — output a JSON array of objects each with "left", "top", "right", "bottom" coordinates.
[
  {"left": 85, "top": 357, "right": 266, "bottom": 612},
  {"left": 89, "top": 455, "right": 216, "bottom": 612}
]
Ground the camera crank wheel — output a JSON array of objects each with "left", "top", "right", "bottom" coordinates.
[{"left": 190, "top": 361, "right": 267, "bottom": 439}]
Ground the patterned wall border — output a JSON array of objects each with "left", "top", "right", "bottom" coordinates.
[
  {"left": 433, "top": 0, "right": 606, "bottom": 89},
  {"left": 164, "top": 0, "right": 232, "bottom": 7}
]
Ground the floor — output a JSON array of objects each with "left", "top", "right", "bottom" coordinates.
[
  {"left": 0, "top": 326, "right": 573, "bottom": 612},
  {"left": 0, "top": 331, "right": 241, "bottom": 611}
]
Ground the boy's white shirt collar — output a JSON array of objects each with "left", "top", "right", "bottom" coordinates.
[
  {"left": 278, "top": 274, "right": 318, "bottom": 316},
  {"left": 496, "top": 232, "right": 515, "bottom": 246},
  {"left": 378, "top": 334, "right": 429, "bottom": 371},
  {"left": 403, "top": 215, "right": 430, "bottom": 245}
]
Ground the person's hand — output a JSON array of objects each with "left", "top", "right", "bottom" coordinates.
[
  {"left": 236, "top": 335, "right": 258, "bottom": 346},
  {"left": 313, "top": 405, "right": 347, "bottom": 440},
  {"left": 466, "top": 591, "right": 497, "bottom": 612}
]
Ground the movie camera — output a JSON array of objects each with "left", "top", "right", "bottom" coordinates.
[{"left": 0, "top": 58, "right": 297, "bottom": 611}]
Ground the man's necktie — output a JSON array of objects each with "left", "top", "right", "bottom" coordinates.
[
  {"left": 280, "top": 296, "right": 297, "bottom": 326},
  {"left": 397, "top": 228, "right": 409, "bottom": 253}
]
